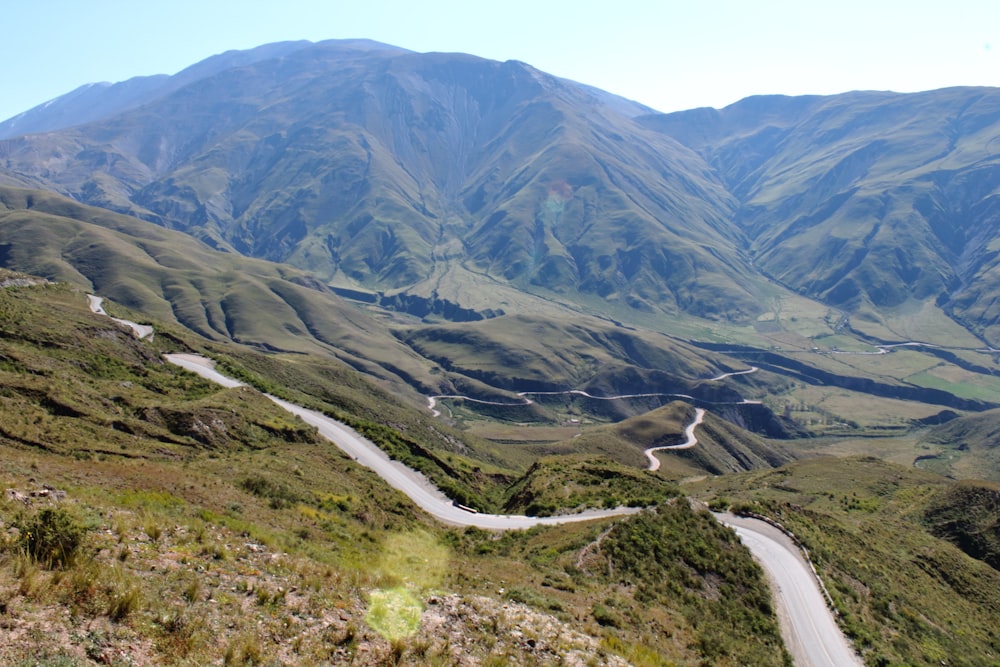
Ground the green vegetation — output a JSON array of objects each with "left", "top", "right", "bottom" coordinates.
[
  {"left": 600, "top": 504, "right": 791, "bottom": 666},
  {"left": 692, "top": 457, "right": 1000, "bottom": 666},
  {"left": 444, "top": 502, "right": 790, "bottom": 666},
  {"left": 923, "top": 481, "right": 1000, "bottom": 570},
  {"left": 918, "top": 408, "right": 1000, "bottom": 481},
  {"left": 0, "top": 275, "right": 791, "bottom": 664},
  {"left": 16, "top": 506, "right": 86, "bottom": 568},
  {"left": 502, "top": 455, "right": 681, "bottom": 516}
]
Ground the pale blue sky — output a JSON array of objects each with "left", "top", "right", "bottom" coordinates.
[{"left": 3, "top": 0, "right": 999, "bottom": 122}]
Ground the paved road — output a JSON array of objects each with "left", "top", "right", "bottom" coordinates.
[
  {"left": 164, "top": 353, "right": 642, "bottom": 529},
  {"left": 707, "top": 366, "right": 759, "bottom": 381},
  {"left": 716, "top": 513, "right": 863, "bottom": 667},
  {"left": 429, "top": 364, "right": 760, "bottom": 418},
  {"left": 87, "top": 295, "right": 155, "bottom": 339},
  {"left": 645, "top": 408, "right": 706, "bottom": 471},
  {"left": 194, "top": 342, "right": 862, "bottom": 665},
  {"left": 116, "top": 309, "right": 861, "bottom": 664}
]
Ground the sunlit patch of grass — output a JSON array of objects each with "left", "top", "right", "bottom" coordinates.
[
  {"left": 363, "top": 530, "right": 451, "bottom": 642},
  {"left": 112, "top": 489, "right": 186, "bottom": 514},
  {"left": 906, "top": 367, "right": 1000, "bottom": 400},
  {"left": 601, "top": 635, "right": 675, "bottom": 667}
]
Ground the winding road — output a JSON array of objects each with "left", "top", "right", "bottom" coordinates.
[
  {"left": 427, "top": 365, "right": 760, "bottom": 417},
  {"left": 717, "top": 513, "right": 864, "bottom": 667},
  {"left": 163, "top": 355, "right": 860, "bottom": 665},
  {"left": 87, "top": 295, "right": 154, "bottom": 339},
  {"left": 644, "top": 408, "right": 706, "bottom": 471},
  {"left": 87, "top": 296, "right": 860, "bottom": 665},
  {"left": 164, "top": 353, "right": 642, "bottom": 529}
]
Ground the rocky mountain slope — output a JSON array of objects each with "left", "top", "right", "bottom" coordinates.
[
  {"left": 0, "top": 40, "right": 766, "bottom": 324},
  {"left": 4, "top": 44, "right": 1000, "bottom": 343},
  {"left": 643, "top": 89, "right": 1000, "bottom": 338}
]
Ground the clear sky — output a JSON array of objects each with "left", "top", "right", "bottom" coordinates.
[{"left": 3, "top": 0, "right": 999, "bottom": 122}]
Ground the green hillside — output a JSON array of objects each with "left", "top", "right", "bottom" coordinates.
[
  {"left": 0, "top": 186, "right": 438, "bottom": 399},
  {"left": 917, "top": 408, "right": 1000, "bottom": 481},
  {"left": 0, "top": 274, "right": 795, "bottom": 665},
  {"left": 645, "top": 89, "right": 1000, "bottom": 343},
  {"left": 694, "top": 457, "right": 1000, "bottom": 666},
  {"left": 0, "top": 185, "right": 818, "bottom": 436}
]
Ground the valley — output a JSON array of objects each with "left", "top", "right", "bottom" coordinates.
[{"left": 2, "top": 37, "right": 1000, "bottom": 666}]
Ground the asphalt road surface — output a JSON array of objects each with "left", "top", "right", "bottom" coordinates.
[
  {"left": 165, "top": 352, "right": 863, "bottom": 665},
  {"left": 87, "top": 295, "right": 154, "bottom": 339},
  {"left": 164, "top": 353, "right": 641, "bottom": 529},
  {"left": 645, "top": 407, "right": 706, "bottom": 471},
  {"left": 716, "top": 513, "right": 863, "bottom": 667}
]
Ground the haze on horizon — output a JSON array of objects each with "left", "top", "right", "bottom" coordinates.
[{"left": 3, "top": 0, "right": 998, "bottom": 123}]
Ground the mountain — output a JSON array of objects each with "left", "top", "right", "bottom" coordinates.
[
  {"left": 7, "top": 43, "right": 1000, "bottom": 344},
  {"left": 4, "top": 40, "right": 1000, "bottom": 435},
  {"left": 641, "top": 89, "right": 1000, "bottom": 340},
  {"left": 0, "top": 39, "right": 763, "bottom": 324},
  {"left": 0, "top": 40, "right": 404, "bottom": 139}
]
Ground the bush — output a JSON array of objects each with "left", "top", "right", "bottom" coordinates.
[
  {"left": 592, "top": 604, "right": 621, "bottom": 628},
  {"left": 239, "top": 474, "right": 302, "bottom": 509},
  {"left": 20, "top": 507, "right": 85, "bottom": 568},
  {"left": 107, "top": 579, "right": 142, "bottom": 622},
  {"left": 707, "top": 496, "right": 732, "bottom": 512}
]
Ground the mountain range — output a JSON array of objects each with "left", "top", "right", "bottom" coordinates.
[
  {"left": 4, "top": 40, "right": 1000, "bottom": 344},
  {"left": 4, "top": 38, "right": 1000, "bottom": 665}
]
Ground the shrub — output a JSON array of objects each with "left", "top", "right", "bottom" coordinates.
[
  {"left": 707, "top": 496, "right": 732, "bottom": 512},
  {"left": 239, "top": 474, "right": 302, "bottom": 509},
  {"left": 20, "top": 507, "right": 85, "bottom": 568},
  {"left": 145, "top": 522, "right": 163, "bottom": 543},
  {"left": 592, "top": 603, "right": 621, "bottom": 628},
  {"left": 223, "top": 634, "right": 265, "bottom": 666},
  {"left": 107, "top": 579, "right": 142, "bottom": 622}
]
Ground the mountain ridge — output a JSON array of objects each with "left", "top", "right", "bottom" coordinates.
[
  {"left": 0, "top": 40, "right": 766, "bottom": 324},
  {"left": 641, "top": 87, "right": 1000, "bottom": 338},
  {"left": 4, "top": 40, "right": 1000, "bottom": 435},
  {"left": 5, "top": 43, "right": 1000, "bottom": 341},
  {"left": 0, "top": 39, "right": 408, "bottom": 139}
]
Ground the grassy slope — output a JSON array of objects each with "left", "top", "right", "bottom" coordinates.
[
  {"left": 539, "top": 402, "right": 793, "bottom": 477},
  {"left": 6, "top": 184, "right": 999, "bottom": 453},
  {"left": 647, "top": 89, "right": 1000, "bottom": 343},
  {"left": 918, "top": 408, "right": 1000, "bottom": 481},
  {"left": 691, "top": 457, "right": 1000, "bottom": 667},
  {"left": 0, "top": 186, "right": 806, "bottom": 433},
  {"left": 0, "top": 186, "right": 439, "bottom": 400},
  {"left": 501, "top": 455, "right": 682, "bottom": 516},
  {"left": 0, "top": 275, "right": 789, "bottom": 665},
  {"left": 402, "top": 314, "right": 723, "bottom": 390}
]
